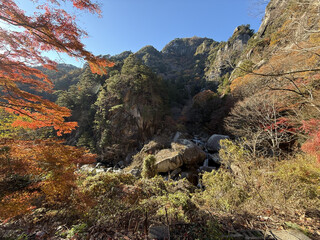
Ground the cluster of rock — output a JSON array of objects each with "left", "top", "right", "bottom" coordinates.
[
  {"left": 79, "top": 132, "right": 230, "bottom": 185},
  {"left": 127, "top": 133, "right": 230, "bottom": 184},
  {"left": 79, "top": 162, "right": 124, "bottom": 175}
]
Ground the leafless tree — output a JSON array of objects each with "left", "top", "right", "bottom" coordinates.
[{"left": 225, "top": 92, "right": 295, "bottom": 157}]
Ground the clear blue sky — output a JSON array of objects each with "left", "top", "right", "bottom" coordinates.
[{"left": 15, "top": 0, "right": 269, "bottom": 67}]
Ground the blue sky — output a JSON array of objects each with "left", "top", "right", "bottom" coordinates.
[{"left": 14, "top": 0, "right": 269, "bottom": 67}]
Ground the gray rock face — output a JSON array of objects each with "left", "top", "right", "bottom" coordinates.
[
  {"left": 206, "top": 25, "right": 253, "bottom": 82},
  {"left": 134, "top": 36, "right": 213, "bottom": 83},
  {"left": 131, "top": 27, "right": 253, "bottom": 98},
  {"left": 258, "top": 0, "right": 288, "bottom": 37},
  {"left": 206, "top": 134, "right": 230, "bottom": 152},
  {"left": 162, "top": 37, "right": 209, "bottom": 57}
]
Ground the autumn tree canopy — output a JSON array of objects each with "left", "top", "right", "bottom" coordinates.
[{"left": 0, "top": 0, "right": 113, "bottom": 135}]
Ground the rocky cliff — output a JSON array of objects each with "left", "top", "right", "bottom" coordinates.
[
  {"left": 130, "top": 25, "right": 254, "bottom": 91},
  {"left": 229, "top": 0, "right": 320, "bottom": 94},
  {"left": 204, "top": 25, "right": 253, "bottom": 86}
]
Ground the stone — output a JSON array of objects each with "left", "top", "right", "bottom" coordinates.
[
  {"left": 129, "top": 168, "right": 141, "bottom": 177},
  {"left": 95, "top": 162, "right": 104, "bottom": 168},
  {"left": 95, "top": 168, "right": 105, "bottom": 174},
  {"left": 141, "top": 140, "right": 164, "bottom": 154},
  {"left": 206, "top": 134, "right": 230, "bottom": 152},
  {"left": 113, "top": 169, "right": 122, "bottom": 174},
  {"left": 170, "top": 168, "right": 182, "bottom": 178},
  {"left": 148, "top": 224, "right": 170, "bottom": 240},
  {"left": 192, "top": 138, "right": 205, "bottom": 149},
  {"left": 269, "top": 229, "right": 312, "bottom": 240},
  {"left": 80, "top": 164, "right": 95, "bottom": 173},
  {"left": 117, "top": 161, "right": 125, "bottom": 168},
  {"left": 208, "top": 153, "right": 221, "bottom": 165},
  {"left": 173, "top": 131, "right": 182, "bottom": 142},
  {"left": 199, "top": 166, "right": 216, "bottom": 172},
  {"left": 171, "top": 139, "right": 206, "bottom": 166},
  {"left": 155, "top": 149, "right": 183, "bottom": 172},
  {"left": 203, "top": 158, "right": 209, "bottom": 167}
]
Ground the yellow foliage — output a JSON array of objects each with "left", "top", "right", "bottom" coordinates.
[
  {"left": 196, "top": 140, "right": 320, "bottom": 218},
  {"left": 0, "top": 110, "right": 25, "bottom": 139}
]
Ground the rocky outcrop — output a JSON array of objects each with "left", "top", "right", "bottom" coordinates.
[
  {"left": 205, "top": 25, "right": 254, "bottom": 84},
  {"left": 134, "top": 36, "right": 213, "bottom": 82},
  {"left": 135, "top": 45, "right": 167, "bottom": 74},
  {"left": 154, "top": 139, "right": 206, "bottom": 173},
  {"left": 130, "top": 25, "right": 253, "bottom": 89},
  {"left": 162, "top": 37, "right": 210, "bottom": 57},
  {"left": 257, "top": 0, "right": 288, "bottom": 38}
]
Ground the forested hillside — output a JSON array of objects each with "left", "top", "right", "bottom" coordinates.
[
  {"left": 53, "top": 24, "right": 254, "bottom": 158},
  {"left": 1, "top": 0, "right": 319, "bottom": 239}
]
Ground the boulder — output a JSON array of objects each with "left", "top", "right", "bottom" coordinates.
[
  {"left": 155, "top": 149, "right": 183, "bottom": 172},
  {"left": 141, "top": 140, "right": 164, "bottom": 154},
  {"left": 172, "top": 139, "right": 206, "bottom": 165},
  {"left": 170, "top": 167, "right": 182, "bottom": 178},
  {"left": 206, "top": 134, "right": 229, "bottom": 152},
  {"left": 192, "top": 137, "right": 206, "bottom": 150},
  {"left": 208, "top": 153, "right": 221, "bottom": 165}
]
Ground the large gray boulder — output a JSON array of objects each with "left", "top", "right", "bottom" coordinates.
[
  {"left": 206, "top": 134, "right": 230, "bottom": 152},
  {"left": 172, "top": 139, "right": 206, "bottom": 166},
  {"left": 154, "top": 139, "right": 206, "bottom": 173},
  {"left": 154, "top": 149, "right": 183, "bottom": 172}
]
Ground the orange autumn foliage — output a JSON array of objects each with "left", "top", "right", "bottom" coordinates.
[
  {"left": 0, "top": 139, "right": 96, "bottom": 220},
  {"left": 0, "top": 0, "right": 114, "bottom": 135},
  {"left": 230, "top": 49, "right": 320, "bottom": 93}
]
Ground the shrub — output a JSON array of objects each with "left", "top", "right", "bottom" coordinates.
[
  {"left": 141, "top": 155, "right": 157, "bottom": 179},
  {"left": 195, "top": 139, "right": 320, "bottom": 221}
]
